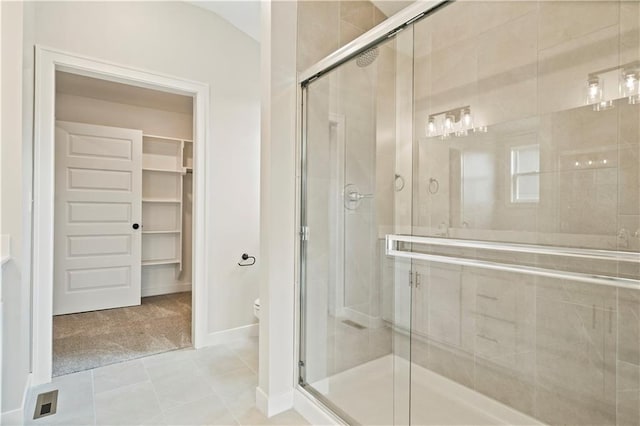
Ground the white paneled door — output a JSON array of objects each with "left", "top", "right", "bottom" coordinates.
[{"left": 54, "top": 121, "right": 143, "bottom": 315}]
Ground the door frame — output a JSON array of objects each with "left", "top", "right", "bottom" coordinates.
[
  {"left": 328, "top": 113, "right": 345, "bottom": 319},
  {"left": 32, "top": 45, "right": 209, "bottom": 385}
]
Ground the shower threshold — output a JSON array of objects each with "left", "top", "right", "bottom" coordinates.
[{"left": 309, "top": 355, "right": 543, "bottom": 425}]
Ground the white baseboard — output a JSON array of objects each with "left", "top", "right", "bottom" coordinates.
[
  {"left": 342, "top": 307, "right": 385, "bottom": 329},
  {"left": 293, "top": 387, "right": 342, "bottom": 425},
  {"left": 200, "top": 323, "right": 258, "bottom": 346},
  {"left": 1, "top": 373, "right": 31, "bottom": 425},
  {"left": 256, "top": 387, "right": 269, "bottom": 414},
  {"left": 142, "top": 281, "right": 191, "bottom": 297},
  {"left": 23, "top": 373, "right": 32, "bottom": 416},
  {"left": 255, "top": 386, "right": 294, "bottom": 417}
]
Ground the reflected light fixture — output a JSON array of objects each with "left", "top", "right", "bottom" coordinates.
[
  {"left": 457, "top": 107, "right": 474, "bottom": 136},
  {"left": 587, "top": 61, "right": 640, "bottom": 110},
  {"left": 572, "top": 156, "right": 610, "bottom": 169},
  {"left": 443, "top": 113, "right": 456, "bottom": 138},
  {"left": 425, "top": 106, "right": 485, "bottom": 139},
  {"left": 586, "top": 76, "right": 603, "bottom": 107},
  {"left": 593, "top": 100, "right": 614, "bottom": 111},
  {"left": 622, "top": 68, "right": 640, "bottom": 104},
  {"left": 426, "top": 117, "right": 437, "bottom": 137}
]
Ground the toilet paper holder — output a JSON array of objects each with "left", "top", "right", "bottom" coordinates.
[{"left": 238, "top": 253, "right": 256, "bottom": 266}]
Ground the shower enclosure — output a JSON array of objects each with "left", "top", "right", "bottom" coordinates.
[{"left": 298, "top": 1, "right": 640, "bottom": 425}]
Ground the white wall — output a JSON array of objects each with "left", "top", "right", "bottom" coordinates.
[
  {"left": 0, "top": 0, "right": 4, "bottom": 417},
  {"left": 31, "top": 0, "right": 261, "bottom": 329},
  {"left": 55, "top": 93, "right": 193, "bottom": 140},
  {"left": 1, "top": 0, "right": 32, "bottom": 415},
  {"left": 257, "top": 0, "right": 299, "bottom": 417},
  {"left": 3, "top": 0, "right": 261, "bottom": 413}
]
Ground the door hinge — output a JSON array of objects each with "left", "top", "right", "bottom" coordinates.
[
  {"left": 298, "top": 360, "right": 306, "bottom": 383},
  {"left": 409, "top": 271, "right": 421, "bottom": 288},
  {"left": 300, "top": 226, "right": 309, "bottom": 241}
]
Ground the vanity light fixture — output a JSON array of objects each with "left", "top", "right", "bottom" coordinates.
[
  {"left": 587, "top": 61, "right": 640, "bottom": 110},
  {"left": 586, "top": 75, "right": 613, "bottom": 111},
  {"left": 572, "top": 157, "right": 609, "bottom": 168},
  {"left": 425, "top": 106, "right": 485, "bottom": 139}
]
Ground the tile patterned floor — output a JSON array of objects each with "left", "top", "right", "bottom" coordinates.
[
  {"left": 53, "top": 292, "right": 193, "bottom": 377},
  {"left": 15, "top": 337, "right": 309, "bottom": 426}
]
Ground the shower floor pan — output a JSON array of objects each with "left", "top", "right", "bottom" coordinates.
[{"left": 310, "top": 355, "right": 543, "bottom": 425}]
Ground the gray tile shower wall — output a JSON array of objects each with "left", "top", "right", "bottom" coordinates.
[
  {"left": 408, "top": 2, "right": 640, "bottom": 422},
  {"left": 404, "top": 261, "right": 639, "bottom": 426}
]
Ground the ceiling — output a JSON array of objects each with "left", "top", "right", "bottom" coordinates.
[
  {"left": 187, "top": 1, "right": 261, "bottom": 42},
  {"left": 186, "top": 0, "right": 416, "bottom": 44},
  {"left": 55, "top": 1, "right": 417, "bottom": 112},
  {"left": 56, "top": 72, "right": 193, "bottom": 115}
]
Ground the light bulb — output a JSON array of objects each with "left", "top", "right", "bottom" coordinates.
[
  {"left": 462, "top": 109, "right": 472, "bottom": 128},
  {"left": 586, "top": 76, "right": 602, "bottom": 105},
  {"left": 623, "top": 70, "right": 640, "bottom": 104},
  {"left": 623, "top": 70, "right": 640, "bottom": 101},
  {"left": 426, "top": 117, "right": 437, "bottom": 137},
  {"left": 457, "top": 108, "right": 473, "bottom": 137},
  {"left": 625, "top": 74, "right": 637, "bottom": 91},
  {"left": 444, "top": 116, "right": 453, "bottom": 131},
  {"left": 443, "top": 114, "right": 455, "bottom": 136}
]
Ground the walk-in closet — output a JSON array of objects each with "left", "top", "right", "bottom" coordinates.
[{"left": 52, "top": 71, "right": 195, "bottom": 375}]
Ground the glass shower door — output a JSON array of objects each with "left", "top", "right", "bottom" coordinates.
[
  {"left": 299, "top": 29, "right": 415, "bottom": 425},
  {"left": 300, "top": 1, "right": 640, "bottom": 424},
  {"left": 406, "top": 1, "right": 640, "bottom": 425}
]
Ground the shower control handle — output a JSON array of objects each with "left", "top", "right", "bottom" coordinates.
[{"left": 343, "top": 184, "right": 373, "bottom": 210}]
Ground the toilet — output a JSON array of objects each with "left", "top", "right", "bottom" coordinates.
[{"left": 253, "top": 298, "right": 260, "bottom": 320}]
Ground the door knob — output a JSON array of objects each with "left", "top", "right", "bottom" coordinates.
[{"left": 132, "top": 223, "right": 140, "bottom": 230}]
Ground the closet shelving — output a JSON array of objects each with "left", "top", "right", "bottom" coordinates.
[
  {"left": 141, "top": 134, "right": 193, "bottom": 270},
  {"left": 183, "top": 140, "right": 193, "bottom": 171}
]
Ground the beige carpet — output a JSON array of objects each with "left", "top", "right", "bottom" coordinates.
[{"left": 53, "top": 292, "right": 192, "bottom": 377}]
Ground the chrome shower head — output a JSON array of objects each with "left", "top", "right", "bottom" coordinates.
[{"left": 356, "top": 47, "right": 379, "bottom": 68}]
